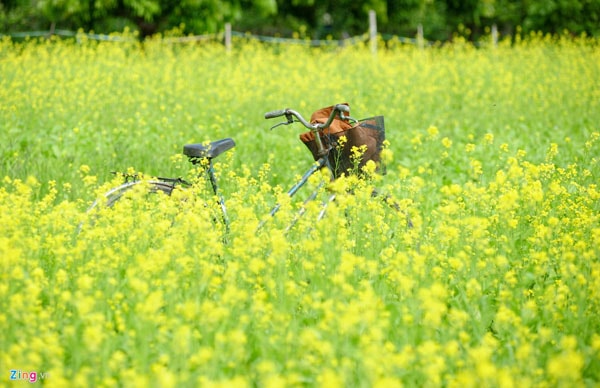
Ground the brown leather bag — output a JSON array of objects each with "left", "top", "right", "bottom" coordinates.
[{"left": 300, "top": 104, "right": 386, "bottom": 178}]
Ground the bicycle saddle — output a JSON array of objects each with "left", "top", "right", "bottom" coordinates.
[{"left": 183, "top": 138, "right": 235, "bottom": 160}]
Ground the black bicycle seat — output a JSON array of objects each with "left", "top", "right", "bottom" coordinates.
[{"left": 183, "top": 138, "right": 235, "bottom": 160}]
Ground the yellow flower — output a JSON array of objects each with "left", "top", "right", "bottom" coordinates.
[
  {"left": 547, "top": 350, "right": 584, "bottom": 382},
  {"left": 82, "top": 324, "right": 105, "bottom": 352},
  {"left": 546, "top": 142, "right": 559, "bottom": 161},
  {"left": 418, "top": 282, "right": 448, "bottom": 327},
  {"left": 465, "top": 278, "right": 482, "bottom": 299},
  {"left": 317, "top": 369, "right": 344, "bottom": 387},
  {"left": 79, "top": 164, "right": 91, "bottom": 174},
  {"left": 427, "top": 125, "right": 439, "bottom": 139},
  {"left": 442, "top": 137, "right": 453, "bottom": 148},
  {"left": 470, "top": 159, "right": 483, "bottom": 178},
  {"left": 498, "top": 188, "right": 519, "bottom": 212}
]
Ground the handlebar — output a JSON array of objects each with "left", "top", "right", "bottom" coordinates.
[
  {"left": 264, "top": 103, "right": 351, "bottom": 131},
  {"left": 264, "top": 103, "right": 354, "bottom": 157},
  {"left": 264, "top": 109, "right": 287, "bottom": 119}
]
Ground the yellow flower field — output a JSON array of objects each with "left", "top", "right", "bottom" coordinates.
[{"left": 1, "top": 32, "right": 599, "bottom": 386}]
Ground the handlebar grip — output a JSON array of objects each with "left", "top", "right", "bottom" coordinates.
[{"left": 265, "top": 109, "right": 287, "bottom": 119}]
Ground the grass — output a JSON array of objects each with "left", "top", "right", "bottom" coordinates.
[{"left": 0, "top": 32, "right": 599, "bottom": 386}]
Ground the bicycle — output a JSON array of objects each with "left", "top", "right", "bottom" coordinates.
[{"left": 83, "top": 103, "right": 402, "bottom": 234}]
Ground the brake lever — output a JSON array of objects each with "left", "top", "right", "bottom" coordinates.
[
  {"left": 269, "top": 113, "right": 295, "bottom": 130},
  {"left": 339, "top": 112, "right": 358, "bottom": 124}
]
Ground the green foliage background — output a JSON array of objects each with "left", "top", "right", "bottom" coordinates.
[{"left": 1, "top": 0, "right": 600, "bottom": 40}]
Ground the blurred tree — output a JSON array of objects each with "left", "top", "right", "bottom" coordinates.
[
  {"left": 384, "top": 0, "right": 449, "bottom": 41},
  {"left": 523, "top": 0, "right": 600, "bottom": 35},
  {"left": 439, "top": 0, "right": 600, "bottom": 39},
  {"left": 1, "top": 0, "right": 278, "bottom": 37},
  {"left": 0, "top": 0, "right": 45, "bottom": 30}
]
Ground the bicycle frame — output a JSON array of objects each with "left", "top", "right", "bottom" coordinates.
[
  {"left": 257, "top": 153, "right": 333, "bottom": 231},
  {"left": 198, "top": 159, "right": 230, "bottom": 231}
]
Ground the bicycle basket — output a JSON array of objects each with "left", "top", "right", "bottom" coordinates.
[{"left": 301, "top": 115, "right": 386, "bottom": 179}]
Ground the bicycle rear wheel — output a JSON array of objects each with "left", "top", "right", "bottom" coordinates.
[
  {"left": 78, "top": 180, "right": 185, "bottom": 233},
  {"left": 87, "top": 180, "right": 178, "bottom": 211}
]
